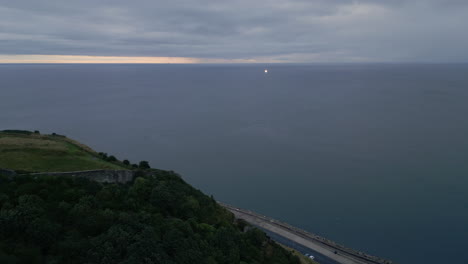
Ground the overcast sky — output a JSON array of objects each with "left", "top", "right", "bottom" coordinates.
[{"left": 1, "top": 0, "right": 468, "bottom": 63}]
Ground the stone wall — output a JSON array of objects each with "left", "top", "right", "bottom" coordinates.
[
  {"left": 29, "top": 170, "right": 135, "bottom": 183},
  {"left": 0, "top": 168, "right": 17, "bottom": 177}
]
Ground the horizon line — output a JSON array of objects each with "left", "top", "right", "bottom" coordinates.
[{"left": 0, "top": 54, "right": 466, "bottom": 64}]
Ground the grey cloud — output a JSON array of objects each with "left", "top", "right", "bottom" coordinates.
[{"left": 0, "top": 0, "right": 468, "bottom": 62}]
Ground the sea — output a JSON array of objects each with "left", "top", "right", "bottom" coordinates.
[{"left": 1, "top": 63, "right": 467, "bottom": 264}]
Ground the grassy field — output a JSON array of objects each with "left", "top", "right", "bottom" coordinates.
[{"left": 0, "top": 131, "right": 125, "bottom": 172}]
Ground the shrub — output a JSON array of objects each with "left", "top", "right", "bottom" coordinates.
[{"left": 138, "top": 161, "right": 150, "bottom": 169}]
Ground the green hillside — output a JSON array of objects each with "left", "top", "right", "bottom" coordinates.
[
  {"left": 0, "top": 131, "right": 301, "bottom": 264},
  {"left": 0, "top": 130, "right": 125, "bottom": 172}
]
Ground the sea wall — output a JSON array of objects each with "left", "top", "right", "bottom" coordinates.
[{"left": 29, "top": 170, "right": 135, "bottom": 183}]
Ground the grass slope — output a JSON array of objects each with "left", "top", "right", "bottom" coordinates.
[{"left": 0, "top": 131, "right": 124, "bottom": 172}]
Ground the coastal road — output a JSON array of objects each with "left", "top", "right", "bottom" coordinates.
[
  {"left": 220, "top": 203, "right": 393, "bottom": 264},
  {"left": 262, "top": 229, "right": 340, "bottom": 264}
]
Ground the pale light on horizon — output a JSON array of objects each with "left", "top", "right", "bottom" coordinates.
[{"left": 0, "top": 55, "right": 267, "bottom": 64}]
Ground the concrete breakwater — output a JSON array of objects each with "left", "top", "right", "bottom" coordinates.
[
  {"left": 220, "top": 202, "right": 394, "bottom": 264},
  {"left": 28, "top": 169, "right": 135, "bottom": 183}
]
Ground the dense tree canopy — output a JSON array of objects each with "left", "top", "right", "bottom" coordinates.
[{"left": 0, "top": 170, "right": 300, "bottom": 264}]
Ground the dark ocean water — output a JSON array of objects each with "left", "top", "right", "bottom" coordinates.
[{"left": 1, "top": 64, "right": 468, "bottom": 264}]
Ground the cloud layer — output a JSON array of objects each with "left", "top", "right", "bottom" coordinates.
[{"left": 1, "top": 0, "right": 468, "bottom": 62}]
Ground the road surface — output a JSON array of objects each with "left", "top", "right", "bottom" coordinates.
[
  {"left": 263, "top": 229, "right": 340, "bottom": 264},
  {"left": 220, "top": 202, "right": 394, "bottom": 264}
]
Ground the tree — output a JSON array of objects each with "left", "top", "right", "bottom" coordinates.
[
  {"left": 0, "top": 167, "right": 301, "bottom": 264},
  {"left": 99, "top": 153, "right": 108, "bottom": 160},
  {"left": 138, "top": 161, "right": 150, "bottom": 169},
  {"left": 123, "top": 160, "right": 130, "bottom": 166}
]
